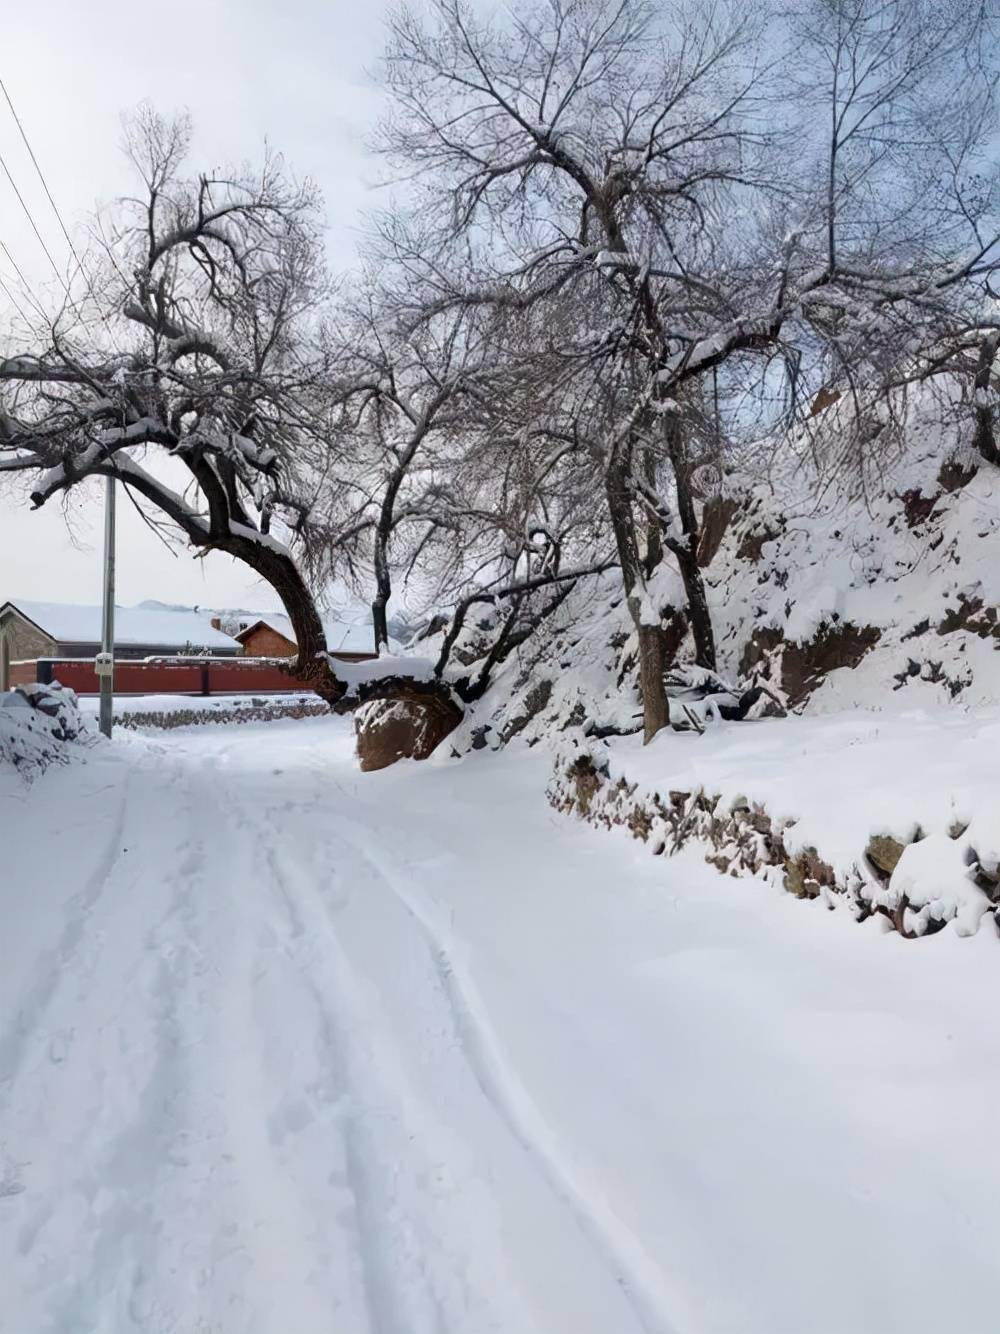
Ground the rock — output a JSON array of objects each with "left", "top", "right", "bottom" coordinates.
[
  {"left": 355, "top": 694, "right": 461, "bottom": 772},
  {"left": 739, "top": 621, "right": 881, "bottom": 706},
  {"left": 566, "top": 754, "right": 605, "bottom": 815},
  {"left": 783, "top": 847, "right": 834, "bottom": 900},
  {"left": 697, "top": 495, "right": 740, "bottom": 567},
  {"left": 866, "top": 833, "right": 906, "bottom": 878},
  {"left": 501, "top": 678, "right": 554, "bottom": 742}
]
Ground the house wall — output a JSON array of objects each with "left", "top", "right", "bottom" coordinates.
[
  {"left": 2, "top": 614, "right": 57, "bottom": 662},
  {"left": 239, "top": 625, "right": 298, "bottom": 657}
]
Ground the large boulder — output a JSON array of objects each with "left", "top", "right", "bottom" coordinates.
[{"left": 355, "top": 694, "right": 461, "bottom": 772}]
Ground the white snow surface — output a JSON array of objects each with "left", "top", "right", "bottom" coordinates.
[
  {"left": 594, "top": 707, "right": 1000, "bottom": 872},
  {"left": 2, "top": 716, "right": 999, "bottom": 1333}
]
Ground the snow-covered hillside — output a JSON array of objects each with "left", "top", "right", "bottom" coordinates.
[{"left": 445, "top": 382, "right": 1000, "bottom": 750}]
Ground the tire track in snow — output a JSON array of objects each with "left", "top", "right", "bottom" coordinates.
[
  {"left": 251, "top": 812, "right": 546, "bottom": 1334},
  {"left": 0, "top": 768, "right": 130, "bottom": 1097},
  {"left": 8, "top": 756, "right": 210, "bottom": 1332},
  {"left": 257, "top": 838, "right": 448, "bottom": 1334},
  {"left": 189, "top": 770, "right": 380, "bottom": 1334},
  {"left": 339, "top": 833, "right": 684, "bottom": 1334}
]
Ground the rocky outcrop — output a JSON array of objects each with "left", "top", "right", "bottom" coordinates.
[
  {"left": 866, "top": 834, "right": 906, "bottom": 877},
  {"left": 740, "top": 620, "right": 881, "bottom": 705},
  {"left": 355, "top": 693, "right": 462, "bottom": 772}
]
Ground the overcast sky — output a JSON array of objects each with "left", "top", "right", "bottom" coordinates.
[{"left": 0, "top": 0, "right": 400, "bottom": 612}]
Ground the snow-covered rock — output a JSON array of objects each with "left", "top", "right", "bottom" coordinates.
[{"left": 1, "top": 683, "right": 92, "bottom": 780}]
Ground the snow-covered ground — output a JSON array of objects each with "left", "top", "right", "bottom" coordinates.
[{"left": 3, "top": 717, "right": 999, "bottom": 1333}]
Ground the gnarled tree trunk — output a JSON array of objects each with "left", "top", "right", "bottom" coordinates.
[{"left": 221, "top": 529, "right": 346, "bottom": 702}]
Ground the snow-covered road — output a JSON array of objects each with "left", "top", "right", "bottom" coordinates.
[{"left": 3, "top": 718, "right": 999, "bottom": 1334}]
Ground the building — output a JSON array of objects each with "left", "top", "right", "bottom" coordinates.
[
  {"left": 233, "top": 612, "right": 375, "bottom": 661},
  {"left": 0, "top": 597, "right": 378, "bottom": 692},
  {"left": 0, "top": 599, "right": 243, "bottom": 690}
]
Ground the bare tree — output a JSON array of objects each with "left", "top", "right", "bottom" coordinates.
[
  {"left": 377, "top": 0, "right": 1000, "bottom": 739},
  {"left": 307, "top": 298, "right": 508, "bottom": 654},
  {"left": 0, "top": 110, "right": 345, "bottom": 691}
]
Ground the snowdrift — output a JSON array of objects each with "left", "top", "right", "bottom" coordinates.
[{"left": 0, "top": 683, "right": 93, "bottom": 782}]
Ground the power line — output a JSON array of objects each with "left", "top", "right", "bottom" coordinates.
[
  {"left": 0, "top": 73, "right": 128, "bottom": 360},
  {"left": 0, "top": 239, "right": 49, "bottom": 325},
  {"left": 0, "top": 271, "right": 34, "bottom": 330},
  {"left": 0, "top": 146, "right": 69, "bottom": 299},
  {"left": 0, "top": 74, "right": 88, "bottom": 284}
]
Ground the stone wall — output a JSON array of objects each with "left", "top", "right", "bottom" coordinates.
[{"left": 548, "top": 750, "right": 1000, "bottom": 941}]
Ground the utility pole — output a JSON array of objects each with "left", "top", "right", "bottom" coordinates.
[{"left": 97, "top": 474, "right": 116, "bottom": 738}]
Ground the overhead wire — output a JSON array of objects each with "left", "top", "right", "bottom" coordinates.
[
  {"left": 0, "top": 146, "right": 70, "bottom": 299},
  {"left": 0, "top": 72, "right": 142, "bottom": 524},
  {"left": 0, "top": 74, "right": 88, "bottom": 284},
  {"left": 0, "top": 72, "right": 130, "bottom": 359},
  {"left": 0, "top": 272, "right": 33, "bottom": 329},
  {"left": 0, "top": 238, "right": 50, "bottom": 325}
]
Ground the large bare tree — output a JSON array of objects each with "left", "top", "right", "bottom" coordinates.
[
  {"left": 0, "top": 109, "right": 348, "bottom": 693},
  {"left": 376, "top": 0, "right": 1000, "bottom": 739}
]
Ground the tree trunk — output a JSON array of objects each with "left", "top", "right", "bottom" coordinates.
[
  {"left": 664, "top": 417, "right": 717, "bottom": 671},
  {"left": 372, "top": 592, "right": 390, "bottom": 656},
  {"left": 372, "top": 516, "right": 392, "bottom": 655},
  {"left": 973, "top": 333, "right": 1000, "bottom": 466},
  {"left": 636, "top": 623, "right": 669, "bottom": 739},
  {"left": 642, "top": 445, "right": 663, "bottom": 578},
  {"left": 674, "top": 546, "right": 716, "bottom": 671},
  {"left": 605, "top": 445, "right": 670, "bottom": 743},
  {"left": 222, "top": 531, "right": 346, "bottom": 702}
]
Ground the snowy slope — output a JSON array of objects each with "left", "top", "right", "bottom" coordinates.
[
  {"left": 441, "top": 378, "right": 1000, "bottom": 753},
  {"left": 2, "top": 717, "right": 1000, "bottom": 1333}
]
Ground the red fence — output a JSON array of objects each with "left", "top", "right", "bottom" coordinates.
[{"left": 10, "top": 656, "right": 316, "bottom": 696}]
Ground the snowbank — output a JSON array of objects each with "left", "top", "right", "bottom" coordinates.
[
  {"left": 552, "top": 708, "right": 1000, "bottom": 939},
  {"left": 328, "top": 653, "right": 436, "bottom": 693},
  {"left": 0, "top": 684, "right": 94, "bottom": 782}
]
